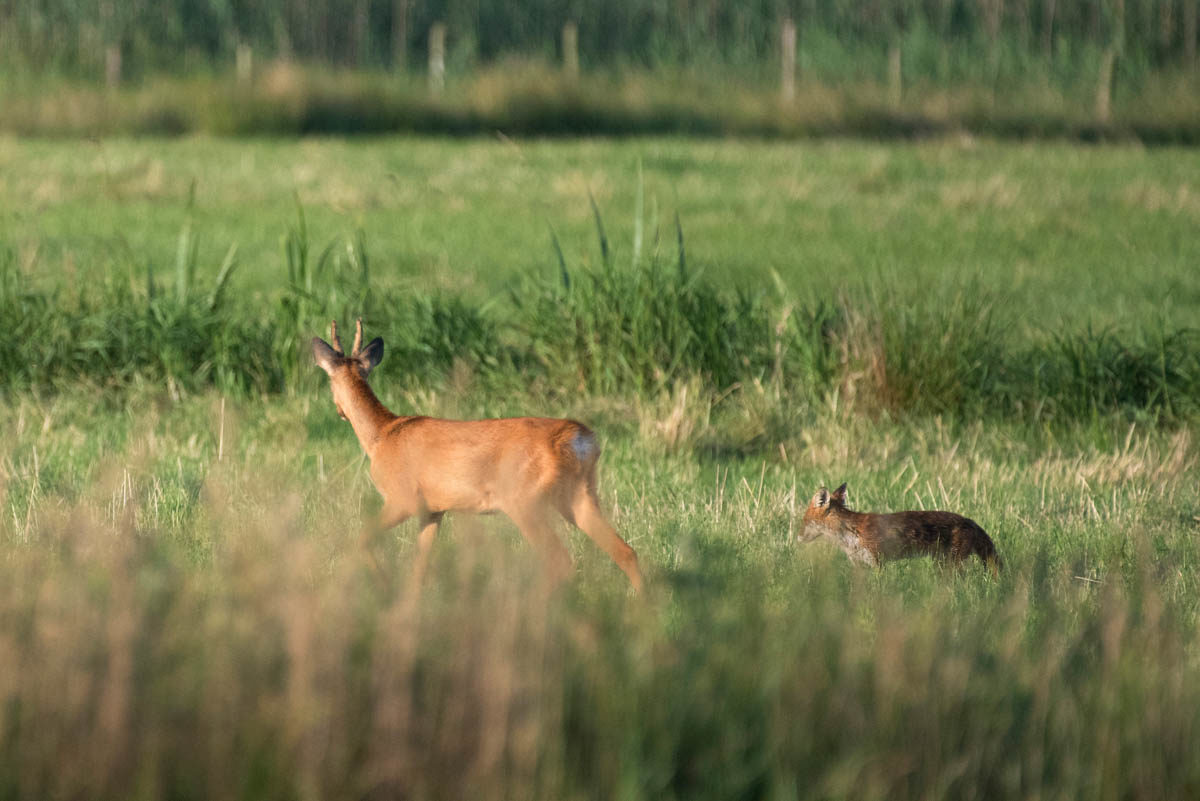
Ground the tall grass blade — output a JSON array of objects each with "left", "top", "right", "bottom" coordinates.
[
  {"left": 589, "top": 190, "right": 610, "bottom": 269},
  {"left": 347, "top": 229, "right": 371, "bottom": 311},
  {"left": 349, "top": 230, "right": 369, "bottom": 285},
  {"left": 649, "top": 194, "right": 660, "bottom": 262},
  {"left": 174, "top": 218, "right": 196, "bottom": 304},
  {"left": 632, "top": 159, "right": 644, "bottom": 268},
  {"left": 208, "top": 243, "right": 239, "bottom": 312},
  {"left": 675, "top": 211, "right": 687, "bottom": 280},
  {"left": 313, "top": 240, "right": 337, "bottom": 291},
  {"left": 549, "top": 225, "right": 570, "bottom": 291},
  {"left": 289, "top": 192, "right": 309, "bottom": 290}
]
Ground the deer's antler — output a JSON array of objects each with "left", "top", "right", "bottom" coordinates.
[
  {"left": 330, "top": 320, "right": 345, "bottom": 355},
  {"left": 352, "top": 318, "right": 364, "bottom": 357}
]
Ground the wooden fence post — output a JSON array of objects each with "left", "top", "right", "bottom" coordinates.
[
  {"left": 105, "top": 45, "right": 122, "bottom": 88},
  {"left": 781, "top": 18, "right": 796, "bottom": 102},
  {"left": 236, "top": 43, "right": 253, "bottom": 84},
  {"left": 1095, "top": 47, "right": 1116, "bottom": 124},
  {"left": 562, "top": 22, "right": 579, "bottom": 78},
  {"left": 429, "top": 22, "right": 445, "bottom": 95},
  {"left": 1042, "top": 0, "right": 1057, "bottom": 62},
  {"left": 100, "top": 0, "right": 119, "bottom": 88},
  {"left": 888, "top": 39, "right": 902, "bottom": 108},
  {"left": 352, "top": 0, "right": 369, "bottom": 66},
  {"left": 392, "top": 0, "right": 409, "bottom": 70},
  {"left": 1185, "top": 0, "right": 1197, "bottom": 66}
]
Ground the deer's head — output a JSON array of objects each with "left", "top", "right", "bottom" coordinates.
[{"left": 312, "top": 319, "right": 384, "bottom": 420}]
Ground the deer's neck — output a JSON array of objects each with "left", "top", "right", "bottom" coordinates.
[{"left": 337, "top": 375, "right": 397, "bottom": 459}]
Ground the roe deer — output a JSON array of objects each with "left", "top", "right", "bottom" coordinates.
[
  {"left": 799, "top": 483, "right": 1001, "bottom": 574},
  {"left": 312, "top": 319, "right": 643, "bottom": 592}
]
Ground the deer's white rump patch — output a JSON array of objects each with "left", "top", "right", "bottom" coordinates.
[{"left": 571, "top": 431, "right": 597, "bottom": 461}]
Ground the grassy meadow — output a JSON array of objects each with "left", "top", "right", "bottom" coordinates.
[
  {"left": 6, "top": 135, "right": 1199, "bottom": 323},
  {"left": 2, "top": 135, "right": 1200, "bottom": 799}
]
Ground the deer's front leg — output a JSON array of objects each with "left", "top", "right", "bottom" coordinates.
[
  {"left": 373, "top": 503, "right": 414, "bottom": 533},
  {"left": 408, "top": 512, "right": 442, "bottom": 584},
  {"left": 358, "top": 502, "right": 415, "bottom": 583}
]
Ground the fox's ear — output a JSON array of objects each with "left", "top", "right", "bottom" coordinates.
[
  {"left": 811, "top": 487, "right": 830, "bottom": 509},
  {"left": 831, "top": 483, "right": 848, "bottom": 504}
]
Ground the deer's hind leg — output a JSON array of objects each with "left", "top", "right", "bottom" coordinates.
[
  {"left": 558, "top": 484, "right": 643, "bottom": 593},
  {"left": 507, "top": 503, "right": 574, "bottom": 589}
]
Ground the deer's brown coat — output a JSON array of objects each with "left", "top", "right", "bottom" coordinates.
[{"left": 314, "top": 319, "right": 643, "bottom": 591}]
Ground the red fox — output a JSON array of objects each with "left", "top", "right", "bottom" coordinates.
[{"left": 799, "top": 483, "right": 1001, "bottom": 574}]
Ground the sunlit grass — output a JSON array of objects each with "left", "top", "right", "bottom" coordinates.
[
  {"left": 1, "top": 135, "right": 1199, "bottom": 798},
  {"left": 3, "top": 135, "right": 1198, "bottom": 334},
  {"left": 1, "top": 386, "right": 1198, "bottom": 799}
]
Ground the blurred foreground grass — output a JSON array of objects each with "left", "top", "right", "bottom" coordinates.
[{"left": 1, "top": 386, "right": 1198, "bottom": 799}]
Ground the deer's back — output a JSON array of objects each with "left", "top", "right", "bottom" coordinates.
[{"left": 370, "top": 416, "right": 596, "bottom": 513}]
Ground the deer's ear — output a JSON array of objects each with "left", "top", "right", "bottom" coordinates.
[
  {"left": 831, "top": 483, "right": 848, "bottom": 504},
  {"left": 811, "top": 487, "right": 830, "bottom": 509},
  {"left": 356, "top": 337, "right": 384, "bottom": 375},
  {"left": 313, "top": 337, "right": 342, "bottom": 375}
]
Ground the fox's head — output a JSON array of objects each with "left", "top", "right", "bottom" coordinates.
[{"left": 798, "top": 482, "right": 849, "bottom": 543}]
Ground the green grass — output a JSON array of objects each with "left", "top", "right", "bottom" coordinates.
[
  {"left": 1, "top": 135, "right": 1199, "bottom": 799},
  {"left": 2, "top": 388, "right": 1198, "bottom": 800},
  {"left": 4, "top": 135, "right": 1200, "bottom": 330}
]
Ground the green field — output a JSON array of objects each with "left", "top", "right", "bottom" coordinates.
[
  {"left": 2, "top": 135, "right": 1200, "bottom": 799},
  {"left": 7, "top": 136, "right": 1200, "bottom": 324}
]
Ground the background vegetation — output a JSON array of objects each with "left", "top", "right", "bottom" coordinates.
[
  {"left": 3, "top": 0, "right": 1199, "bottom": 139},
  {"left": 5, "top": 0, "right": 1198, "bottom": 79},
  {"left": 4, "top": 137, "right": 1199, "bottom": 414}
]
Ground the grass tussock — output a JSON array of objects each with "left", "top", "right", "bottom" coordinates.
[
  {"left": 834, "top": 285, "right": 1008, "bottom": 416},
  {"left": 3, "top": 201, "right": 1198, "bottom": 431}
]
